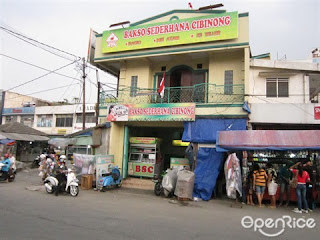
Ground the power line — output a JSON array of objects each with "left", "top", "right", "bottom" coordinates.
[
  {"left": 6, "top": 61, "right": 77, "bottom": 91},
  {"left": 0, "top": 25, "right": 81, "bottom": 61},
  {"left": 5, "top": 83, "right": 79, "bottom": 100},
  {"left": 0, "top": 53, "right": 82, "bottom": 82}
]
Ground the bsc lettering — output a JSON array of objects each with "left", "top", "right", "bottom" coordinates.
[{"left": 135, "top": 165, "right": 153, "bottom": 173}]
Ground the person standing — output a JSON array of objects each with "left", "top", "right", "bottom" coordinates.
[
  {"left": 267, "top": 163, "right": 278, "bottom": 208},
  {"left": 279, "top": 162, "right": 293, "bottom": 207},
  {"left": 8, "top": 153, "right": 16, "bottom": 172},
  {"left": 253, "top": 164, "right": 268, "bottom": 207},
  {"left": 290, "top": 162, "right": 310, "bottom": 213},
  {"left": 0, "top": 153, "right": 11, "bottom": 181}
]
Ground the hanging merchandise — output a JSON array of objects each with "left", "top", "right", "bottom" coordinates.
[{"left": 224, "top": 153, "right": 242, "bottom": 199}]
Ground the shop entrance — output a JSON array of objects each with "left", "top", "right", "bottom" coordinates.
[{"left": 127, "top": 126, "right": 188, "bottom": 177}]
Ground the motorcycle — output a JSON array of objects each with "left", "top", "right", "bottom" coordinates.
[
  {"left": 97, "top": 166, "right": 122, "bottom": 192},
  {"left": 44, "top": 168, "right": 79, "bottom": 197},
  {"left": 0, "top": 163, "right": 16, "bottom": 182},
  {"left": 31, "top": 156, "right": 40, "bottom": 168},
  {"left": 152, "top": 173, "right": 164, "bottom": 196}
]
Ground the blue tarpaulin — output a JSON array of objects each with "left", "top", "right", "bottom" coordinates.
[
  {"left": 193, "top": 148, "right": 224, "bottom": 201},
  {"left": 182, "top": 118, "right": 247, "bottom": 143}
]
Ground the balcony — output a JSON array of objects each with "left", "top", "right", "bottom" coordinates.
[{"left": 100, "top": 83, "right": 244, "bottom": 105}]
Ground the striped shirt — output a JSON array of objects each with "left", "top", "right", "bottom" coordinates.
[{"left": 254, "top": 169, "right": 267, "bottom": 187}]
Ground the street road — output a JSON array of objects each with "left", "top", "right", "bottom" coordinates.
[{"left": 0, "top": 169, "right": 319, "bottom": 240}]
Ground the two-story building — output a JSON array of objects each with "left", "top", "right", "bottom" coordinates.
[
  {"left": 248, "top": 58, "right": 320, "bottom": 130},
  {"left": 90, "top": 8, "right": 249, "bottom": 183}
]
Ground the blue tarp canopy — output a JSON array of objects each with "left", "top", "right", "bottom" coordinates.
[
  {"left": 182, "top": 118, "right": 247, "bottom": 143},
  {"left": 193, "top": 148, "right": 224, "bottom": 201}
]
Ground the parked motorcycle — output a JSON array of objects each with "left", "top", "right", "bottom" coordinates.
[
  {"left": 97, "top": 166, "right": 122, "bottom": 192},
  {"left": 152, "top": 173, "right": 164, "bottom": 196},
  {"left": 31, "top": 156, "right": 40, "bottom": 168},
  {"left": 44, "top": 168, "right": 79, "bottom": 197},
  {"left": 0, "top": 163, "right": 16, "bottom": 182}
]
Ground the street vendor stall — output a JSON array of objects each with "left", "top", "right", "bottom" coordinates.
[
  {"left": 216, "top": 130, "right": 320, "bottom": 204},
  {"left": 128, "top": 137, "right": 161, "bottom": 178}
]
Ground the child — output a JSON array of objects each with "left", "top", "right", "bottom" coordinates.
[{"left": 246, "top": 169, "right": 255, "bottom": 205}]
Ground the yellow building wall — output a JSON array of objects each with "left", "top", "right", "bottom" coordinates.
[
  {"left": 109, "top": 122, "right": 125, "bottom": 168},
  {"left": 209, "top": 49, "right": 245, "bottom": 85}
]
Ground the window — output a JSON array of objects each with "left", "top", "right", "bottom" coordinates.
[
  {"left": 224, "top": 70, "right": 233, "bottom": 95},
  {"left": 21, "top": 115, "right": 34, "bottom": 127},
  {"left": 37, "top": 115, "right": 53, "bottom": 127},
  {"left": 56, "top": 114, "right": 73, "bottom": 127},
  {"left": 5, "top": 115, "right": 18, "bottom": 123},
  {"left": 130, "top": 76, "right": 138, "bottom": 97},
  {"left": 76, "top": 113, "right": 96, "bottom": 123},
  {"left": 266, "top": 78, "right": 289, "bottom": 97}
]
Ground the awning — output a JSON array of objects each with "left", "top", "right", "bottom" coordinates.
[
  {"left": 216, "top": 130, "right": 320, "bottom": 151},
  {"left": 0, "top": 132, "right": 49, "bottom": 141},
  {"left": 182, "top": 118, "right": 247, "bottom": 143}
]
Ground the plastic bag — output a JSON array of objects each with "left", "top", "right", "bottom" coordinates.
[
  {"left": 224, "top": 153, "right": 242, "bottom": 199},
  {"left": 174, "top": 169, "right": 195, "bottom": 199},
  {"left": 162, "top": 168, "right": 179, "bottom": 193}
]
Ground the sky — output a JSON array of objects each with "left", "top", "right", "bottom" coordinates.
[{"left": 0, "top": 0, "right": 319, "bottom": 103}]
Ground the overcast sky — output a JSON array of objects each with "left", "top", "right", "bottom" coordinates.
[{"left": 0, "top": 0, "right": 319, "bottom": 103}]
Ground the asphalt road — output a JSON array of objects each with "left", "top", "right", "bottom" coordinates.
[{"left": 0, "top": 169, "right": 319, "bottom": 240}]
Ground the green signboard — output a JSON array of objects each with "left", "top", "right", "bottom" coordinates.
[{"left": 102, "top": 11, "right": 238, "bottom": 53}]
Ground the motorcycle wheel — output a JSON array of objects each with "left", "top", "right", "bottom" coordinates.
[
  {"left": 116, "top": 180, "right": 122, "bottom": 188},
  {"left": 154, "top": 182, "right": 162, "bottom": 196},
  {"left": 163, "top": 189, "right": 171, "bottom": 198},
  {"left": 8, "top": 175, "right": 15, "bottom": 182},
  {"left": 70, "top": 185, "right": 79, "bottom": 197},
  {"left": 45, "top": 182, "right": 54, "bottom": 194}
]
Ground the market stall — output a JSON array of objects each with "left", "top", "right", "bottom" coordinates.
[{"left": 216, "top": 130, "right": 320, "bottom": 203}]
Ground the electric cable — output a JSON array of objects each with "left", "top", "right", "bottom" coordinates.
[
  {"left": 0, "top": 25, "right": 81, "bottom": 61},
  {"left": 5, "top": 61, "right": 77, "bottom": 91},
  {"left": 0, "top": 53, "right": 82, "bottom": 82}
]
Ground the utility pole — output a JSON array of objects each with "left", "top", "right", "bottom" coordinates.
[
  {"left": 82, "top": 58, "right": 86, "bottom": 130},
  {"left": 96, "top": 69, "right": 100, "bottom": 125}
]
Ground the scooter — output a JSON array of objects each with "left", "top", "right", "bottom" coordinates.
[
  {"left": 152, "top": 173, "right": 164, "bottom": 196},
  {"left": 31, "top": 156, "right": 40, "bottom": 168},
  {"left": 0, "top": 163, "right": 16, "bottom": 182},
  {"left": 97, "top": 166, "right": 122, "bottom": 192},
  {"left": 44, "top": 168, "right": 79, "bottom": 197}
]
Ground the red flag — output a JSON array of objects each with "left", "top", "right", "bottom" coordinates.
[
  {"left": 158, "top": 72, "right": 165, "bottom": 98},
  {"left": 188, "top": 2, "right": 193, "bottom": 9}
]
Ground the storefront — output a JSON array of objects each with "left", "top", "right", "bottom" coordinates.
[
  {"left": 91, "top": 8, "right": 250, "bottom": 190},
  {"left": 216, "top": 130, "right": 320, "bottom": 203}
]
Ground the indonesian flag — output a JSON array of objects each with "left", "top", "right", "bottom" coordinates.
[{"left": 158, "top": 72, "right": 165, "bottom": 98}]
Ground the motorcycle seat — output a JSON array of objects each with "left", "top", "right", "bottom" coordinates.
[{"left": 102, "top": 172, "right": 112, "bottom": 177}]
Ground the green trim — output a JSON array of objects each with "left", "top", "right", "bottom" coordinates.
[
  {"left": 251, "top": 53, "right": 270, "bottom": 59},
  {"left": 122, "top": 126, "right": 129, "bottom": 179},
  {"left": 96, "top": 33, "right": 102, "bottom": 37},
  {"left": 99, "top": 106, "right": 108, "bottom": 109},
  {"left": 196, "top": 103, "right": 244, "bottom": 108},
  {"left": 98, "top": 115, "right": 107, "bottom": 117},
  {"left": 130, "top": 9, "right": 226, "bottom": 27},
  {"left": 239, "top": 12, "right": 249, "bottom": 17},
  {"left": 170, "top": 16, "right": 179, "bottom": 21},
  {"left": 94, "top": 42, "right": 249, "bottom": 61}
]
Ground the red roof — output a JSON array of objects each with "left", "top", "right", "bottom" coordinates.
[{"left": 217, "top": 130, "right": 320, "bottom": 150}]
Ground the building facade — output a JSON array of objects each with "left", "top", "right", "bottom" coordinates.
[
  {"left": 91, "top": 9, "right": 250, "bottom": 176},
  {"left": 248, "top": 59, "right": 320, "bottom": 130}
]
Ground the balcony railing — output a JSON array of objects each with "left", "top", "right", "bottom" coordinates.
[{"left": 100, "top": 83, "right": 244, "bottom": 105}]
